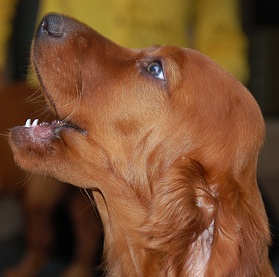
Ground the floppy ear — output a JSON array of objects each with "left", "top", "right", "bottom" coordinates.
[
  {"left": 142, "top": 156, "right": 273, "bottom": 276},
  {"left": 206, "top": 173, "right": 273, "bottom": 276},
  {"left": 142, "top": 157, "right": 216, "bottom": 276}
]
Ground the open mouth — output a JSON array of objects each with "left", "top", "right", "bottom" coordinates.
[
  {"left": 22, "top": 118, "right": 87, "bottom": 138},
  {"left": 10, "top": 115, "right": 87, "bottom": 153},
  {"left": 10, "top": 118, "right": 87, "bottom": 149}
]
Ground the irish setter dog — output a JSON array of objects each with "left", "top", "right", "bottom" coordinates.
[{"left": 9, "top": 14, "right": 274, "bottom": 276}]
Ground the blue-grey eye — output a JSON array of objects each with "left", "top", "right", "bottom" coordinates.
[{"left": 147, "top": 61, "right": 165, "bottom": 80}]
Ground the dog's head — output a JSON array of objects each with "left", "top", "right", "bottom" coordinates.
[
  {"left": 9, "top": 13, "right": 273, "bottom": 276},
  {"left": 9, "top": 13, "right": 264, "bottom": 189}
]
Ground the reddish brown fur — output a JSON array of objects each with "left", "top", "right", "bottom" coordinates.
[{"left": 9, "top": 14, "right": 274, "bottom": 276}]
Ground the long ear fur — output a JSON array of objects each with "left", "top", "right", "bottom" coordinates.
[
  {"left": 206, "top": 175, "right": 273, "bottom": 276},
  {"left": 142, "top": 157, "right": 273, "bottom": 276},
  {"left": 142, "top": 157, "right": 216, "bottom": 276}
]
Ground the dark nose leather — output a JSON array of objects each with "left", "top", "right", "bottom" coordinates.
[{"left": 37, "top": 13, "right": 65, "bottom": 38}]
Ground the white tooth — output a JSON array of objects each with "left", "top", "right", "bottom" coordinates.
[
  {"left": 32, "top": 119, "right": 39, "bottom": 126},
  {"left": 25, "top": 119, "right": 32, "bottom": 127}
]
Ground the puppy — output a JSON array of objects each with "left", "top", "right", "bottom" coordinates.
[{"left": 9, "top": 13, "right": 275, "bottom": 276}]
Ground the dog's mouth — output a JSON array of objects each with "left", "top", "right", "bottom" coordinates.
[
  {"left": 10, "top": 117, "right": 86, "bottom": 150},
  {"left": 23, "top": 118, "right": 86, "bottom": 137}
]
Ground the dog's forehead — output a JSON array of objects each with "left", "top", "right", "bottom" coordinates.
[{"left": 141, "top": 45, "right": 186, "bottom": 61}]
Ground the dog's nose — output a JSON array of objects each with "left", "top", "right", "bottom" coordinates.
[{"left": 37, "top": 13, "right": 65, "bottom": 38}]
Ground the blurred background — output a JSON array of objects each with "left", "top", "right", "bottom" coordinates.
[
  {"left": 0, "top": 0, "right": 278, "bottom": 276},
  {"left": 242, "top": 0, "right": 279, "bottom": 275}
]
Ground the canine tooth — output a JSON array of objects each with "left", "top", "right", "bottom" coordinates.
[
  {"left": 25, "top": 119, "right": 32, "bottom": 127},
  {"left": 32, "top": 119, "right": 39, "bottom": 126}
]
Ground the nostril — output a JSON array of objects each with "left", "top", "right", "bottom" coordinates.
[{"left": 39, "top": 13, "right": 64, "bottom": 37}]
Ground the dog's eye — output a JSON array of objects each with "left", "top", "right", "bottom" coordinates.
[{"left": 146, "top": 61, "right": 165, "bottom": 80}]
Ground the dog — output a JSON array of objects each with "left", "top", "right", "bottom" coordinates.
[{"left": 9, "top": 13, "right": 275, "bottom": 276}]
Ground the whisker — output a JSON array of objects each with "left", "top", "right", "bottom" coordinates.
[
  {"left": 80, "top": 188, "right": 101, "bottom": 222},
  {"left": 59, "top": 82, "right": 82, "bottom": 122},
  {"left": 16, "top": 172, "right": 34, "bottom": 190},
  {"left": 26, "top": 89, "right": 44, "bottom": 104}
]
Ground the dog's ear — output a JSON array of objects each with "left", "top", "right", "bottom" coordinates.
[
  {"left": 143, "top": 156, "right": 272, "bottom": 275},
  {"left": 206, "top": 172, "right": 272, "bottom": 276},
  {"left": 142, "top": 157, "right": 215, "bottom": 275}
]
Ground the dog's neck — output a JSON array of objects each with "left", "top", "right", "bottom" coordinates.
[
  {"left": 93, "top": 188, "right": 148, "bottom": 276},
  {"left": 93, "top": 185, "right": 215, "bottom": 276}
]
